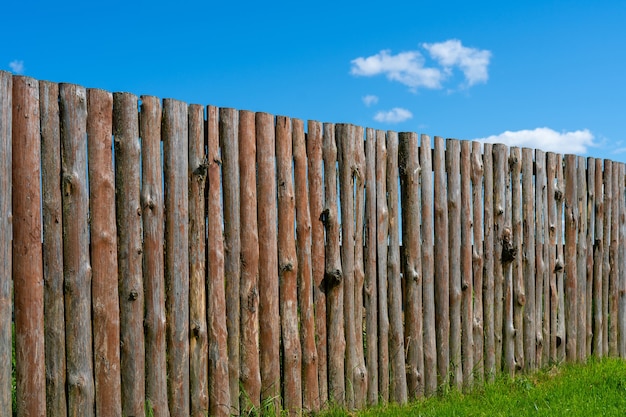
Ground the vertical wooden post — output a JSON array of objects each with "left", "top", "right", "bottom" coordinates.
[
  {"left": 546, "top": 153, "right": 559, "bottom": 362},
  {"left": 277, "top": 115, "right": 303, "bottom": 415},
  {"left": 256, "top": 112, "right": 281, "bottom": 409},
  {"left": 460, "top": 140, "right": 473, "bottom": 391},
  {"left": 433, "top": 136, "right": 450, "bottom": 389},
  {"left": 420, "top": 135, "right": 437, "bottom": 395},
  {"left": 40, "top": 80, "right": 68, "bottom": 417},
  {"left": 555, "top": 154, "right": 566, "bottom": 361},
  {"left": 564, "top": 154, "right": 578, "bottom": 362},
  {"left": 307, "top": 120, "right": 328, "bottom": 406},
  {"left": 140, "top": 96, "right": 170, "bottom": 416},
  {"left": 293, "top": 118, "right": 320, "bottom": 413},
  {"left": 482, "top": 143, "right": 495, "bottom": 381},
  {"left": 114, "top": 92, "right": 146, "bottom": 416},
  {"left": 399, "top": 131, "right": 424, "bottom": 398},
  {"left": 87, "top": 88, "right": 122, "bottom": 417},
  {"left": 220, "top": 108, "right": 242, "bottom": 413},
  {"left": 619, "top": 163, "right": 626, "bottom": 358},
  {"left": 592, "top": 158, "right": 604, "bottom": 357},
  {"left": 493, "top": 144, "right": 507, "bottom": 373},
  {"left": 60, "top": 82, "right": 95, "bottom": 416},
  {"left": 189, "top": 104, "right": 209, "bottom": 417},
  {"left": 576, "top": 156, "right": 588, "bottom": 362},
  {"left": 12, "top": 75, "right": 46, "bottom": 417},
  {"left": 471, "top": 141, "right": 484, "bottom": 383},
  {"left": 511, "top": 147, "right": 524, "bottom": 372},
  {"left": 207, "top": 105, "right": 231, "bottom": 417},
  {"left": 585, "top": 158, "right": 595, "bottom": 358},
  {"left": 522, "top": 148, "right": 535, "bottom": 371},
  {"left": 609, "top": 161, "right": 620, "bottom": 356},
  {"left": 534, "top": 150, "right": 548, "bottom": 367},
  {"left": 239, "top": 110, "right": 261, "bottom": 412},
  {"left": 602, "top": 159, "right": 612, "bottom": 355},
  {"left": 163, "top": 98, "right": 190, "bottom": 416},
  {"left": 364, "top": 128, "right": 378, "bottom": 405},
  {"left": 375, "top": 129, "right": 389, "bottom": 402},
  {"left": 0, "top": 71, "right": 11, "bottom": 417},
  {"left": 503, "top": 147, "right": 518, "bottom": 376}
]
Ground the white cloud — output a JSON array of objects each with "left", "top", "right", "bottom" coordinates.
[
  {"left": 423, "top": 40, "right": 491, "bottom": 86},
  {"left": 373, "top": 108, "right": 413, "bottom": 123},
  {"left": 350, "top": 50, "right": 444, "bottom": 90},
  {"left": 474, "top": 127, "right": 596, "bottom": 154},
  {"left": 362, "top": 94, "right": 379, "bottom": 107},
  {"left": 9, "top": 60, "right": 24, "bottom": 74}
]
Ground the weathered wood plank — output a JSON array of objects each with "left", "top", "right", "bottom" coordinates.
[
  {"left": 556, "top": 153, "right": 566, "bottom": 361},
  {"left": 140, "top": 95, "right": 169, "bottom": 417},
  {"left": 399, "top": 131, "right": 424, "bottom": 398},
  {"left": 188, "top": 103, "right": 209, "bottom": 417},
  {"left": 592, "top": 158, "right": 604, "bottom": 357},
  {"left": 376, "top": 129, "right": 389, "bottom": 402},
  {"left": 433, "top": 136, "right": 450, "bottom": 388},
  {"left": 239, "top": 110, "right": 261, "bottom": 413},
  {"left": 293, "top": 118, "right": 320, "bottom": 413},
  {"left": 609, "top": 161, "right": 620, "bottom": 356},
  {"left": 482, "top": 143, "right": 495, "bottom": 381},
  {"left": 39, "top": 80, "right": 68, "bottom": 417},
  {"left": 602, "top": 159, "right": 612, "bottom": 355},
  {"left": 207, "top": 105, "right": 231, "bottom": 417},
  {"left": 510, "top": 147, "right": 524, "bottom": 372},
  {"left": 576, "top": 156, "right": 588, "bottom": 361},
  {"left": 256, "top": 112, "right": 281, "bottom": 409},
  {"left": 12, "top": 75, "right": 46, "bottom": 417},
  {"left": 564, "top": 154, "right": 578, "bottom": 362},
  {"left": 546, "top": 153, "right": 559, "bottom": 362},
  {"left": 163, "top": 98, "right": 190, "bottom": 416},
  {"left": 307, "top": 120, "right": 328, "bottom": 406},
  {"left": 493, "top": 143, "right": 507, "bottom": 373},
  {"left": 60, "top": 82, "right": 95, "bottom": 416},
  {"left": 277, "top": 115, "right": 303, "bottom": 415},
  {"left": 503, "top": 147, "right": 518, "bottom": 376},
  {"left": 471, "top": 141, "right": 484, "bottom": 383},
  {"left": 522, "top": 148, "right": 535, "bottom": 371},
  {"left": 619, "top": 163, "right": 626, "bottom": 358},
  {"left": 460, "top": 140, "right": 473, "bottom": 391},
  {"left": 420, "top": 134, "right": 437, "bottom": 395},
  {"left": 87, "top": 88, "right": 122, "bottom": 417},
  {"left": 534, "top": 150, "right": 548, "bottom": 367},
  {"left": 586, "top": 158, "right": 595, "bottom": 358}
]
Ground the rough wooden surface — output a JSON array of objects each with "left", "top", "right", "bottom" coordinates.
[
  {"left": 586, "top": 158, "right": 595, "bottom": 358},
  {"left": 609, "top": 161, "right": 620, "bottom": 357},
  {"left": 534, "top": 150, "right": 547, "bottom": 367},
  {"left": 564, "top": 154, "right": 578, "bottom": 362},
  {"left": 87, "top": 88, "right": 122, "bottom": 417},
  {"left": 188, "top": 104, "right": 209, "bottom": 417},
  {"left": 546, "top": 153, "right": 558, "bottom": 362},
  {"left": 493, "top": 144, "right": 507, "bottom": 373},
  {"left": 163, "top": 98, "right": 190, "bottom": 416},
  {"left": 576, "top": 156, "right": 588, "bottom": 361},
  {"left": 293, "top": 118, "right": 320, "bottom": 413},
  {"left": 510, "top": 147, "right": 524, "bottom": 372},
  {"left": 602, "top": 159, "right": 612, "bottom": 356},
  {"left": 619, "top": 163, "right": 626, "bottom": 358},
  {"left": 39, "top": 80, "right": 68, "bottom": 417},
  {"left": 592, "top": 158, "right": 604, "bottom": 357},
  {"left": 140, "top": 96, "right": 170, "bottom": 417},
  {"left": 460, "top": 140, "right": 473, "bottom": 391},
  {"left": 256, "top": 112, "right": 281, "bottom": 409},
  {"left": 471, "top": 141, "right": 484, "bottom": 382},
  {"left": 239, "top": 110, "right": 261, "bottom": 413},
  {"left": 376, "top": 129, "right": 389, "bottom": 402},
  {"left": 522, "top": 148, "right": 535, "bottom": 371},
  {"left": 12, "top": 75, "right": 46, "bottom": 417},
  {"left": 555, "top": 154, "right": 566, "bottom": 361},
  {"left": 207, "top": 105, "right": 231, "bottom": 417},
  {"left": 60, "top": 82, "right": 95, "bottom": 416},
  {"left": 482, "top": 143, "right": 495, "bottom": 381},
  {"left": 399, "top": 132, "right": 424, "bottom": 398}
]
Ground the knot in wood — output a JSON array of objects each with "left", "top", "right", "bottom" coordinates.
[
  {"left": 128, "top": 289, "right": 139, "bottom": 301},
  {"left": 501, "top": 228, "right": 516, "bottom": 264},
  {"left": 322, "top": 269, "right": 342, "bottom": 291}
]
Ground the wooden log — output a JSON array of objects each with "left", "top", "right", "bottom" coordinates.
[
  {"left": 460, "top": 140, "right": 473, "bottom": 391},
  {"left": 433, "top": 136, "right": 450, "bottom": 388},
  {"left": 534, "top": 150, "right": 548, "bottom": 367},
  {"left": 239, "top": 110, "right": 261, "bottom": 413},
  {"left": 293, "top": 118, "right": 320, "bottom": 413},
  {"left": 585, "top": 159, "right": 595, "bottom": 358},
  {"left": 493, "top": 144, "right": 507, "bottom": 372},
  {"left": 0, "top": 71, "right": 11, "bottom": 417},
  {"left": 522, "top": 148, "right": 535, "bottom": 371},
  {"left": 189, "top": 104, "right": 209, "bottom": 417},
  {"left": 114, "top": 92, "right": 146, "bottom": 416},
  {"left": 163, "top": 98, "right": 190, "bottom": 416},
  {"left": 471, "top": 142, "right": 484, "bottom": 383},
  {"left": 446, "top": 138, "right": 463, "bottom": 389},
  {"left": 482, "top": 143, "right": 495, "bottom": 381},
  {"left": 602, "top": 159, "right": 612, "bottom": 355},
  {"left": 376, "top": 129, "right": 389, "bottom": 402},
  {"left": 40, "top": 80, "right": 68, "bottom": 417},
  {"left": 219, "top": 108, "right": 242, "bottom": 413},
  {"left": 387, "top": 131, "right": 408, "bottom": 404},
  {"left": 140, "top": 96, "right": 170, "bottom": 417},
  {"left": 87, "top": 88, "right": 122, "bottom": 417},
  {"left": 256, "top": 112, "right": 281, "bottom": 409},
  {"left": 503, "top": 147, "right": 518, "bottom": 376},
  {"left": 353, "top": 125, "right": 367, "bottom": 409},
  {"left": 12, "top": 76, "right": 46, "bottom": 417},
  {"left": 510, "top": 147, "right": 524, "bottom": 372},
  {"left": 576, "top": 156, "right": 588, "bottom": 362},
  {"left": 564, "top": 154, "right": 578, "bottom": 362},
  {"left": 592, "top": 158, "right": 604, "bottom": 357},
  {"left": 207, "top": 106, "right": 231, "bottom": 417},
  {"left": 307, "top": 120, "right": 328, "bottom": 406},
  {"left": 619, "top": 163, "right": 626, "bottom": 358},
  {"left": 420, "top": 135, "right": 438, "bottom": 395},
  {"left": 277, "top": 115, "right": 303, "bottom": 415},
  {"left": 555, "top": 154, "right": 566, "bottom": 361},
  {"left": 60, "top": 83, "right": 95, "bottom": 416},
  {"left": 364, "top": 128, "right": 379, "bottom": 404},
  {"left": 546, "top": 153, "right": 559, "bottom": 362},
  {"left": 609, "top": 161, "right": 620, "bottom": 356},
  {"left": 399, "top": 131, "right": 424, "bottom": 398}
]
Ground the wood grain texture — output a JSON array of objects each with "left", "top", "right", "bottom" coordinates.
[
  {"left": 482, "top": 143, "right": 495, "bottom": 381},
  {"left": 522, "top": 148, "right": 536, "bottom": 371},
  {"left": 564, "top": 154, "right": 578, "bottom": 362}
]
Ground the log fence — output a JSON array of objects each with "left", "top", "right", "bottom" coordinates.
[{"left": 1, "top": 71, "right": 626, "bottom": 416}]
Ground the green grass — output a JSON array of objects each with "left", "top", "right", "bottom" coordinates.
[{"left": 320, "top": 357, "right": 626, "bottom": 417}]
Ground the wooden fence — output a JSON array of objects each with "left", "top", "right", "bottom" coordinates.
[{"left": 1, "top": 71, "right": 626, "bottom": 416}]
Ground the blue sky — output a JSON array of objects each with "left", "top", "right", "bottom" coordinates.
[{"left": 3, "top": 0, "right": 626, "bottom": 162}]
